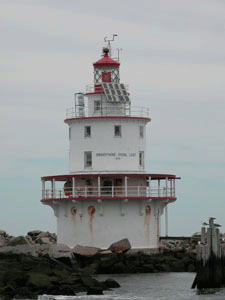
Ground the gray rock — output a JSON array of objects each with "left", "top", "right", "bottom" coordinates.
[
  {"left": 48, "top": 244, "right": 73, "bottom": 259},
  {"left": 0, "top": 230, "right": 8, "bottom": 237},
  {"left": 0, "top": 245, "right": 39, "bottom": 256},
  {"left": 27, "top": 230, "right": 42, "bottom": 238},
  {"left": 36, "top": 231, "right": 49, "bottom": 239},
  {"left": 73, "top": 245, "right": 101, "bottom": 256},
  {"left": 35, "top": 237, "right": 52, "bottom": 245},
  {"left": 24, "top": 235, "right": 35, "bottom": 245},
  {"left": 108, "top": 238, "right": 131, "bottom": 253},
  {"left": 7, "top": 236, "right": 30, "bottom": 246}
]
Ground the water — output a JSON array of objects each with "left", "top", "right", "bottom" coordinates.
[{"left": 39, "top": 273, "right": 225, "bottom": 300}]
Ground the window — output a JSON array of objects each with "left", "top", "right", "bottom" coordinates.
[
  {"left": 84, "top": 151, "right": 92, "bottom": 168},
  {"left": 114, "top": 125, "right": 121, "bottom": 137},
  {"left": 139, "top": 151, "right": 144, "bottom": 167},
  {"left": 84, "top": 126, "right": 91, "bottom": 137},
  {"left": 94, "top": 101, "right": 101, "bottom": 112},
  {"left": 139, "top": 126, "right": 144, "bottom": 138}
]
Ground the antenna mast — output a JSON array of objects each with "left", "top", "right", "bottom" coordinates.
[{"left": 104, "top": 34, "right": 118, "bottom": 57}]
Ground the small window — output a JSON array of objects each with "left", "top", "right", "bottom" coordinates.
[
  {"left": 94, "top": 101, "right": 101, "bottom": 111},
  {"left": 85, "top": 126, "right": 91, "bottom": 137},
  {"left": 114, "top": 125, "right": 121, "bottom": 137},
  {"left": 139, "top": 126, "right": 144, "bottom": 138},
  {"left": 139, "top": 151, "right": 144, "bottom": 167},
  {"left": 84, "top": 151, "right": 92, "bottom": 168},
  {"left": 69, "top": 127, "right": 71, "bottom": 140}
]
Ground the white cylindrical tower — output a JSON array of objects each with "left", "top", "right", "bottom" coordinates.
[{"left": 41, "top": 45, "right": 179, "bottom": 250}]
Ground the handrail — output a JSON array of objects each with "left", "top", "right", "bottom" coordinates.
[
  {"left": 65, "top": 106, "right": 150, "bottom": 119},
  {"left": 43, "top": 186, "right": 175, "bottom": 200}
]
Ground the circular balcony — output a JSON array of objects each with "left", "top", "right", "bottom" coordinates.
[
  {"left": 41, "top": 173, "right": 179, "bottom": 203},
  {"left": 65, "top": 105, "right": 150, "bottom": 120}
]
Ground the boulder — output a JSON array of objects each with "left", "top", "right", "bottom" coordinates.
[
  {"left": 104, "top": 278, "right": 121, "bottom": 288},
  {"left": 0, "top": 245, "right": 39, "bottom": 257},
  {"left": 48, "top": 244, "right": 73, "bottom": 259},
  {"left": 24, "top": 235, "right": 35, "bottom": 245},
  {"left": 73, "top": 245, "right": 101, "bottom": 256},
  {"left": 35, "top": 237, "right": 52, "bottom": 245},
  {"left": 0, "top": 230, "right": 8, "bottom": 237},
  {"left": 28, "top": 231, "right": 57, "bottom": 244},
  {"left": 27, "top": 230, "right": 42, "bottom": 238},
  {"left": 7, "top": 236, "right": 30, "bottom": 246},
  {"left": 108, "top": 238, "right": 131, "bottom": 253}
]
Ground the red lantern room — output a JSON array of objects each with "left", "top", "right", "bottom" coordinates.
[{"left": 93, "top": 47, "right": 120, "bottom": 93}]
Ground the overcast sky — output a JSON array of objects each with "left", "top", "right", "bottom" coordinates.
[{"left": 1, "top": 0, "right": 225, "bottom": 238}]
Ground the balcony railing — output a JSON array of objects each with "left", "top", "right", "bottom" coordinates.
[
  {"left": 65, "top": 106, "right": 150, "bottom": 119},
  {"left": 43, "top": 185, "right": 175, "bottom": 200}
]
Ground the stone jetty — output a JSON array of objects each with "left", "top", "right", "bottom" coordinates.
[{"left": 0, "top": 229, "right": 199, "bottom": 299}]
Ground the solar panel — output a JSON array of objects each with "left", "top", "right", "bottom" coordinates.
[{"left": 101, "top": 83, "right": 130, "bottom": 102}]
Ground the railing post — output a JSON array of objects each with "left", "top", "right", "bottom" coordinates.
[
  {"left": 52, "top": 179, "right": 55, "bottom": 198},
  {"left": 125, "top": 176, "right": 128, "bottom": 197},
  {"left": 173, "top": 179, "right": 175, "bottom": 197},
  {"left": 170, "top": 179, "right": 172, "bottom": 197},
  {"left": 158, "top": 179, "right": 160, "bottom": 197},
  {"left": 138, "top": 186, "right": 140, "bottom": 197},
  {"left": 85, "top": 186, "right": 87, "bottom": 197},
  {"left": 165, "top": 204, "right": 168, "bottom": 237},
  {"left": 166, "top": 177, "right": 168, "bottom": 198},
  {"left": 98, "top": 176, "right": 101, "bottom": 197},
  {"left": 112, "top": 186, "right": 114, "bottom": 198},
  {"left": 148, "top": 176, "right": 151, "bottom": 197},
  {"left": 42, "top": 180, "right": 45, "bottom": 199},
  {"left": 72, "top": 177, "right": 75, "bottom": 197}
]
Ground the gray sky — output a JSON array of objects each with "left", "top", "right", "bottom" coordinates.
[{"left": 1, "top": 0, "right": 225, "bottom": 237}]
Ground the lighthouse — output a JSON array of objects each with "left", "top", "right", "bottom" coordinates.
[{"left": 41, "top": 40, "right": 179, "bottom": 249}]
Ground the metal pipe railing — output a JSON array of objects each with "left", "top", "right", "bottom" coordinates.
[
  {"left": 65, "top": 105, "right": 150, "bottom": 119},
  {"left": 43, "top": 186, "right": 175, "bottom": 199}
]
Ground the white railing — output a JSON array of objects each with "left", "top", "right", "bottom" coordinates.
[
  {"left": 43, "top": 186, "right": 175, "bottom": 200},
  {"left": 65, "top": 106, "right": 150, "bottom": 119}
]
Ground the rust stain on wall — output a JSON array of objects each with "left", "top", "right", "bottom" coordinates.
[
  {"left": 88, "top": 205, "right": 96, "bottom": 244},
  {"left": 144, "top": 205, "right": 151, "bottom": 245},
  {"left": 71, "top": 206, "right": 77, "bottom": 219}
]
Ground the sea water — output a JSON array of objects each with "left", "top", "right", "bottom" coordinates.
[{"left": 38, "top": 273, "right": 225, "bottom": 300}]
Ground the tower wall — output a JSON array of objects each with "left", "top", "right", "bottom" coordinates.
[
  {"left": 49, "top": 199, "right": 165, "bottom": 248},
  {"left": 68, "top": 118, "right": 149, "bottom": 174}
]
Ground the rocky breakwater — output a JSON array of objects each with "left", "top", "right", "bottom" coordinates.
[
  {"left": 0, "top": 230, "right": 120, "bottom": 299},
  {"left": 73, "top": 238, "right": 196, "bottom": 274}
]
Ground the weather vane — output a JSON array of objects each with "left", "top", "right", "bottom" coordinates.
[{"left": 104, "top": 34, "right": 118, "bottom": 57}]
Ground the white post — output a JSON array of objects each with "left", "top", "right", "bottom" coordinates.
[
  {"left": 165, "top": 204, "right": 168, "bottom": 237},
  {"left": 42, "top": 180, "right": 45, "bottom": 199},
  {"left": 165, "top": 177, "right": 168, "bottom": 198},
  {"left": 112, "top": 186, "right": 114, "bottom": 197},
  {"left": 149, "top": 176, "right": 151, "bottom": 197},
  {"left": 72, "top": 177, "right": 75, "bottom": 197},
  {"left": 51, "top": 179, "right": 56, "bottom": 198},
  {"left": 98, "top": 176, "right": 101, "bottom": 197},
  {"left": 170, "top": 179, "right": 172, "bottom": 197},
  {"left": 125, "top": 176, "right": 128, "bottom": 197},
  {"left": 158, "top": 179, "right": 160, "bottom": 197},
  {"left": 173, "top": 179, "right": 176, "bottom": 197}
]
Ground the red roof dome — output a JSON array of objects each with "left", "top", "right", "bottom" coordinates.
[{"left": 93, "top": 53, "right": 120, "bottom": 68}]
